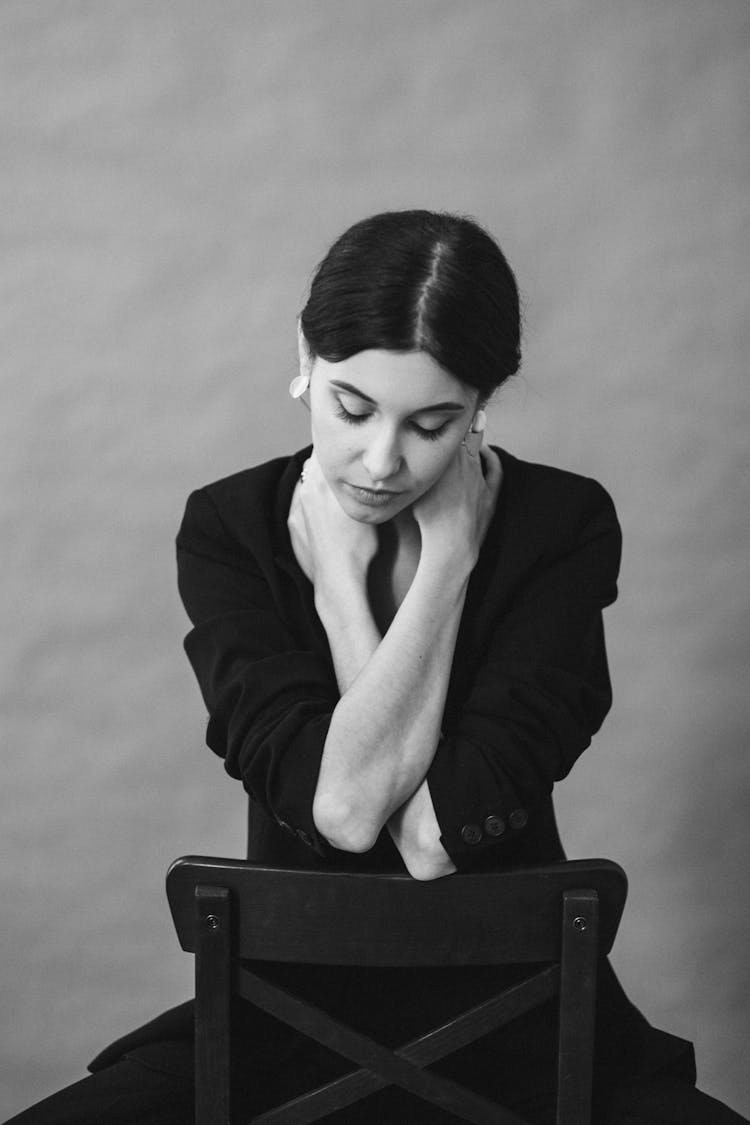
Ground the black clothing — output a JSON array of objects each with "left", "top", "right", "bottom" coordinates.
[
  {"left": 9, "top": 1040, "right": 748, "bottom": 1124},
  {"left": 9, "top": 445, "right": 746, "bottom": 1124}
]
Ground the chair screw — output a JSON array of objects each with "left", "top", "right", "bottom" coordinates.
[
  {"left": 205, "top": 914, "right": 220, "bottom": 931},
  {"left": 573, "top": 916, "right": 588, "bottom": 931}
]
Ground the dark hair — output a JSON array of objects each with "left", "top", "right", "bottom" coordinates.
[{"left": 299, "top": 210, "right": 521, "bottom": 400}]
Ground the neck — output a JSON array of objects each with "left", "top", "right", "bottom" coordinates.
[{"left": 378, "top": 505, "right": 419, "bottom": 548}]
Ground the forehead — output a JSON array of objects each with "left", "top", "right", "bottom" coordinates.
[{"left": 314, "top": 349, "right": 473, "bottom": 411}]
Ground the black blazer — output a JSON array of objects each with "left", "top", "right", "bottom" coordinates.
[{"left": 176, "top": 443, "right": 621, "bottom": 873}]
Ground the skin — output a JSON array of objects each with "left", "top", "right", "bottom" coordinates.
[{"left": 287, "top": 337, "right": 502, "bottom": 879}]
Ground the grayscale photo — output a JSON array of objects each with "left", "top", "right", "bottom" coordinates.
[{"left": 2, "top": 3, "right": 748, "bottom": 1122}]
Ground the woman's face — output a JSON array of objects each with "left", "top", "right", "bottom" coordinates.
[{"left": 308, "top": 349, "right": 478, "bottom": 524}]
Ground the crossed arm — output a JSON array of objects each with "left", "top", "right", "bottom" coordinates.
[{"left": 312, "top": 552, "right": 468, "bottom": 879}]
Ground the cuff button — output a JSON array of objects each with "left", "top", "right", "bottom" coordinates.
[
  {"left": 509, "top": 808, "right": 528, "bottom": 830},
  {"left": 483, "top": 815, "right": 506, "bottom": 838},
  {"left": 460, "top": 823, "right": 483, "bottom": 846}
]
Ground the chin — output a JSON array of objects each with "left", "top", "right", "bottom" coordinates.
[
  {"left": 342, "top": 501, "right": 398, "bottom": 525},
  {"left": 337, "top": 491, "right": 412, "bottom": 525}
]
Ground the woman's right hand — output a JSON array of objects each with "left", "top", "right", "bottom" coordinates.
[
  {"left": 412, "top": 444, "right": 502, "bottom": 570},
  {"left": 288, "top": 450, "right": 378, "bottom": 592}
]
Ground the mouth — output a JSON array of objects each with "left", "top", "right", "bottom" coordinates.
[{"left": 343, "top": 482, "right": 404, "bottom": 507}]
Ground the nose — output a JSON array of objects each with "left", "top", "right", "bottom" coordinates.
[{"left": 361, "top": 424, "right": 404, "bottom": 484}]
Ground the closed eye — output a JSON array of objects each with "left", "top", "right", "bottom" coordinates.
[{"left": 334, "top": 403, "right": 450, "bottom": 442}]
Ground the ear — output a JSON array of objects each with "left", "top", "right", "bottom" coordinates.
[{"left": 297, "top": 319, "right": 313, "bottom": 376}]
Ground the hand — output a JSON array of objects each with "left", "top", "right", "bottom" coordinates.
[
  {"left": 412, "top": 445, "right": 503, "bottom": 568},
  {"left": 287, "top": 450, "right": 378, "bottom": 591}
]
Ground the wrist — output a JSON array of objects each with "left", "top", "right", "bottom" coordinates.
[
  {"left": 415, "top": 544, "right": 474, "bottom": 596},
  {"left": 314, "top": 568, "right": 369, "bottom": 621}
]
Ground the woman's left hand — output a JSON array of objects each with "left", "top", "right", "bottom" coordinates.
[
  {"left": 288, "top": 450, "right": 378, "bottom": 591},
  {"left": 413, "top": 444, "right": 503, "bottom": 569}
]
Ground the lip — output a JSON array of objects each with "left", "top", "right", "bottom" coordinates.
[{"left": 343, "top": 482, "right": 403, "bottom": 506}]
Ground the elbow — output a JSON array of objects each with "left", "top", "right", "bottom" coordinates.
[{"left": 312, "top": 790, "right": 380, "bottom": 854}]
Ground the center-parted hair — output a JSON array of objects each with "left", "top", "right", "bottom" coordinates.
[{"left": 300, "top": 210, "right": 521, "bottom": 400}]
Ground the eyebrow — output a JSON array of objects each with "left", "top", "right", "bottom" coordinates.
[{"left": 330, "top": 379, "right": 466, "bottom": 414}]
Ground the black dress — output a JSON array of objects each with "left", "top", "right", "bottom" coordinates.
[{"left": 9, "top": 445, "right": 746, "bottom": 1125}]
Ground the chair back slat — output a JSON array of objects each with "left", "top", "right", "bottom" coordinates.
[{"left": 167, "top": 857, "right": 626, "bottom": 966}]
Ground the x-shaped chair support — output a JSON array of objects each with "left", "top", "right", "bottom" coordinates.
[{"left": 238, "top": 963, "right": 559, "bottom": 1125}]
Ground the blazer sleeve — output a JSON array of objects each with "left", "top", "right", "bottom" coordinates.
[
  {"left": 427, "top": 480, "right": 622, "bottom": 871},
  {"left": 176, "top": 486, "right": 337, "bottom": 857}
]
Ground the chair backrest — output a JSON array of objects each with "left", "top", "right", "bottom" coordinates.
[
  {"left": 167, "top": 856, "right": 627, "bottom": 1125},
  {"left": 167, "top": 855, "right": 626, "bottom": 966}
]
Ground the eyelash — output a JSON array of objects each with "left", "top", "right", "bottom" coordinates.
[{"left": 334, "top": 404, "right": 450, "bottom": 442}]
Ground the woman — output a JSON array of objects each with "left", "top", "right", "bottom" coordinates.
[{"left": 10, "top": 211, "right": 746, "bottom": 1123}]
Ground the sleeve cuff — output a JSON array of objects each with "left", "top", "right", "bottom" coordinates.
[{"left": 426, "top": 737, "right": 531, "bottom": 870}]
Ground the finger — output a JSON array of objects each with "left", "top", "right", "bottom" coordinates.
[
  {"left": 462, "top": 429, "right": 483, "bottom": 458},
  {"left": 480, "top": 446, "right": 503, "bottom": 498}
]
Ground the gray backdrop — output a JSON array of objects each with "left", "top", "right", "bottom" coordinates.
[{"left": 2, "top": 1, "right": 749, "bottom": 1118}]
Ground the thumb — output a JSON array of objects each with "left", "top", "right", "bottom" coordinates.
[{"left": 480, "top": 446, "right": 503, "bottom": 499}]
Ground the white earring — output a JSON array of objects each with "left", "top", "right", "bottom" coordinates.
[
  {"left": 289, "top": 373, "right": 310, "bottom": 399},
  {"left": 471, "top": 409, "right": 487, "bottom": 434}
]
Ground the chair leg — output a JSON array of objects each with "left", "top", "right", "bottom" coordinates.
[
  {"left": 195, "top": 885, "right": 232, "bottom": 1125},
  {"left": 556, "top": 889, "right": 598, "bottom": 1125}
]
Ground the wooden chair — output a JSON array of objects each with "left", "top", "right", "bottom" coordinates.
[{"left": 167, "top": 856, "right": 627, "bottom": 1125}]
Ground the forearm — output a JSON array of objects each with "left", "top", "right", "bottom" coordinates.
[
  {"left": 314, "top": 578, "right": 381, "bottom": 694},
  {"left": 315, "top": 570, "right": 458, "bottom": 875},
  {"left": 313, "top": 554, "right": 470, "bottom": 852}
]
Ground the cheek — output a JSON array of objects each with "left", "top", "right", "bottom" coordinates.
[
  {"left": 311, "top": 412, "right": 339, "bottom": 453},
  {"left": 310, "top": 415, "right": 357, "bottom": 479},
  {"left": 412, "top": 440, "right": 460, "bottom": 486}
]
